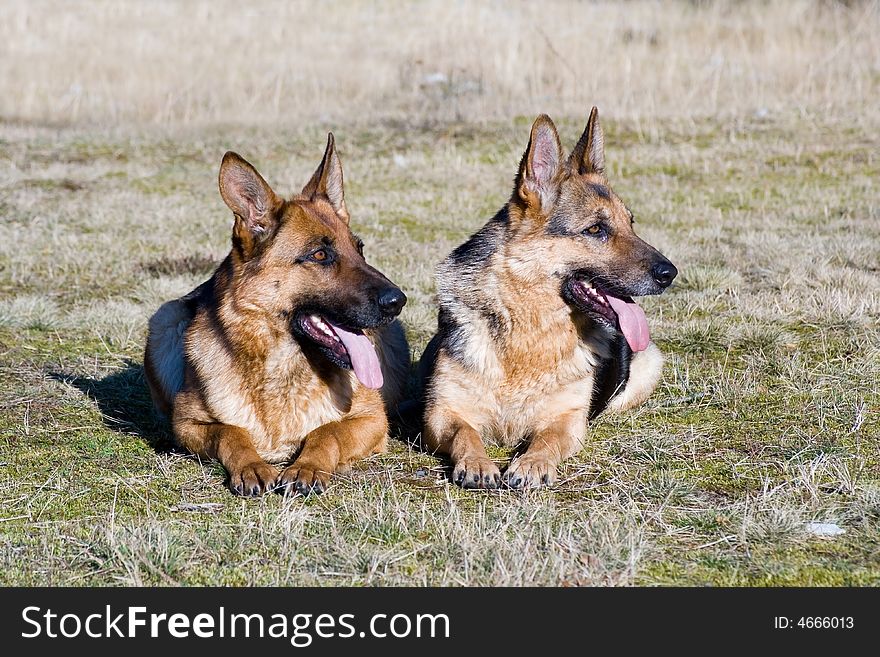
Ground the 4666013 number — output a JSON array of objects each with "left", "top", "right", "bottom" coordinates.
[{"left": 775, "top": 617, "right": 854, "bottom": 629}]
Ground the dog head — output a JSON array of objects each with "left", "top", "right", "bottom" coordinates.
[
  {"left": 508, "top": 108, "right": 677, "bottom": 351},
  {"left": 218, "top": 135, "right": 406, "bottom": 388}
]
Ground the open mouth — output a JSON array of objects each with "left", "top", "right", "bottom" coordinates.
[
  {"left": 297, "top": 314, "right": 384, "bottom": 389},
  {"left": 566, "top": 279, "right": 651, "bottom": 352}
]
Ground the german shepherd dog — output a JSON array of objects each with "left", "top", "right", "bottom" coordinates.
[
  {"left": 144, "top": 135, "right": 409, "bottom": 496},
  {"left": 421, "top": 108, "right": 677, "bottom": 489}
]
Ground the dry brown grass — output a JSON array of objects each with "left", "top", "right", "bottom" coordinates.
[{"left": 2, "top": 0, "right": 878, "bottom": 127}]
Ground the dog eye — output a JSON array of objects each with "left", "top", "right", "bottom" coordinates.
[
  {"left": 307, "top": 248, "right": 334, "bottom": 264},
  {"left": 583, "top": 224, "right": 604, "bottom": 236}
]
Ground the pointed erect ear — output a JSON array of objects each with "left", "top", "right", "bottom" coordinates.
[
  {"left": 568, "top": 106, "right": 605, "bottom": 176},
  {"left": 301, "top": 132, "right": 349, "bottom": 223},
  {"left": 218, "top": 152, "right": 281, "bottom": 249},
  {"left": 515, "top": 114, "right": 562, "bottom": 210}
]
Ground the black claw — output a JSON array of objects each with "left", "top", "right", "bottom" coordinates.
[
  {"left": 462, "top": 473, "right": 485, "bottom": 490},
  {"left": 541, "top": 474, "right": 550, "bottom": 485},
  {"left": 455, "top": 470, "right": 465, "bottom": 485}
]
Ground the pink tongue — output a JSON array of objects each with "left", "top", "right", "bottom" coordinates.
[
  {"left": 326, "top": 321, "right": 384, "bottom": 389},
  {"left": 606, "top": 296, "right": 651, "bottom": 352}
]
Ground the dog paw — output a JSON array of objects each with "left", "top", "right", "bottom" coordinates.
[
  {"left": 503, "top": 456, "right": 556, "bottom": 490},
  {"left": 453, "top": 456, "right": 501, "bottom": 490},
  {"left": 277, "top": 461, "right": 332, "bottom": 496},
  {"left": 229, "top": 461, "right": 278, "bottom": 497}
]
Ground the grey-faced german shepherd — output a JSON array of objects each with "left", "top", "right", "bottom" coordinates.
[
  {"left": 144, "top": 135, "right": 409, "bottom": 496},
  {"left": 421, "top": 108, "right": 677, "bottom": 489}
]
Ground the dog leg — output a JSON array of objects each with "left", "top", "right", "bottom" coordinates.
[
  {"left": 278, "top": 412, "right": 388, "bottom": 496},
  {"left": 425, "top": 415, "right": 500, "bottom": 490},
  {"left": 504, "top": 411, "right": 585, "bottom": 489},
  {"left": 175, "top": 420, "right": 278, "bottom": 496}
]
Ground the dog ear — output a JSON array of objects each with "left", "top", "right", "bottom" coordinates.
[
  {"left": 515, "top": 114, "right": 562, "bottom": 210},
  {"left": 219, "top": 152, "right": 282, "bottom": 256},
  {"left": 302, "top": 132, "right": 350, "bottom": 223},
  {"left": 568, "top": 106, "right": 605, "bottom": 176}
]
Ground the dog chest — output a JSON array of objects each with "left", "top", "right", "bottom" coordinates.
[
  {"left": 490, "top": 343, "right": 596, "bottom": 442},
  {"left": 434, "top": 337, "right": 598, "bottom": 445},
  {"left": 250, "top": 355, "right": 354, "bottom": 462},
  {"left": 198, "top": 342, "right": 353, "bottom": 463}
]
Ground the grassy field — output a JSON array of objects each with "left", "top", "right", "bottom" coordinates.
[{"left": 1, "top": 0, "right": 879, "bottom": 586}]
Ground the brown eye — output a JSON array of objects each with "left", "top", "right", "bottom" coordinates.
[
  {"left": 582, "top": 223, "right": 607, "bottom": 238},
  {"left": 299, "top": 247, "right": 335, "bottom": 265}
]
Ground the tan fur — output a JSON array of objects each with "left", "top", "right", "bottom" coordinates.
[
  {"left": 422, "top": 109, "right": 676, "bottom": 489},
  {"left": 607, "top": 342, "right": 664, "bottom": 413},
  {"left": 145, "top": 135, "right": 409, "bottom": 496},
  {"left": 426, "top": 283, "right": 600, "bottom": 448}
]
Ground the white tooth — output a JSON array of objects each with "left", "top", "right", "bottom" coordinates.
[{"left": 310, "top": 314, "right": 320, "bottom": 322}]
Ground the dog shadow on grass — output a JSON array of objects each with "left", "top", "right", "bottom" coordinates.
[
  {"left": 50, "top": 357, "right": 444, "bottom": 474},
  {"left": 49, "top": 361, "right": 177, "bottom": 453}
]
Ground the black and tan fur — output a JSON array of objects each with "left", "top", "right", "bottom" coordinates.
[
  {"left": 144, "top": 135, "right": 409, "bottom": 496},
  {"left": 421, "top": 108, "right": 677, "bottom": 489}
]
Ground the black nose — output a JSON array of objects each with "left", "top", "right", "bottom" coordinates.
[
  {"left": 377, "top": 287, "right": 407, "bottom": 316},
  {"left": 651, "top": 260, "right": 678, "bottom": 289}
]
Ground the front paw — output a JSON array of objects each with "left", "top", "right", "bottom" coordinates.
[
  {"left": 277, "top": 461, "right": 332, "bottom": 496},
  {"left": 453, "top": 455, "right": 501, "bottom": 490},
  {"left": 503, "top": 455, "right": 557, "bottom": 490},
  {"left": 229, "top": 460, "right": 278, "bottom": 497}
]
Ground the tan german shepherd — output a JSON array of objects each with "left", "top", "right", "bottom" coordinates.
[
  {"left": 421, "top": 108, "right": 677, "bottom": 489},
  {"left": 144, "top": 135, "right": 409, "bottom": 496}
]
